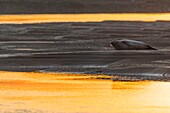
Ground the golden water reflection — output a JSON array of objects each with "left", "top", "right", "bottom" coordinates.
[
  {"left": 1, "top": 13, "right": 170, "bottom": 23},
  {"left": 0, "top": 71, "right": 170, "bottom": 113}
]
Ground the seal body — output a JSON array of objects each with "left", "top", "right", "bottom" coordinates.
[{"left": 110, "top": 39, "right": 157, "bottom": 50}]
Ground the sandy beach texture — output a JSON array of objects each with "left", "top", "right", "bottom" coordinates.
[
  {"left": 0, "top": 21, "right": 170, "bottom": 80},
  {"left": 1, "top": 0, "right": 170, "bottom": 14}
]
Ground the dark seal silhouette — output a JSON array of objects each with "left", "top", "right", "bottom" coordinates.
[{"left": 110, "top": 39, "right": 157, "bottom": 50}]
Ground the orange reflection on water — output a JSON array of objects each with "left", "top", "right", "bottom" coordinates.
[
  {"left": 0, "top": 71, "right": 170, "bottom": 113},
  {"left": 1, "top": 13, "right": 170, "bottom": 23}
]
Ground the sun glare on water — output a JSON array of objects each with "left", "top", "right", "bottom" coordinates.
[
  {"left": 1, "top": 13, "right": 170, "bottom": 23},
  {"left": 0, "top": 71, "right": 170, "bottom": 113}
]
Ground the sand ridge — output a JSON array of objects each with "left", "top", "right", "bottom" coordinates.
[{"left": 0, "top": 21, "right": 169, "bottom": 80}]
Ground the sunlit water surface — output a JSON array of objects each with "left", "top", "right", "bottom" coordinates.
[
  {"left": 1, "top": 13, "right": 170, "bottom": 23},
  {"left": 0, "top": 71, "right": 170, "bottom": 113}
]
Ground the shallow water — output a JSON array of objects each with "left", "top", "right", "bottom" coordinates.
[
  {"left": 0, "top": 71, "right": 170, "bottom": 113},
  {"left": 1, "top": 13, "right": 170, "bottom": 23}
]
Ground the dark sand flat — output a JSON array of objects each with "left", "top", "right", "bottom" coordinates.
[
  {"left": 1, "top": 0, "right": 170, "bottom": 14},
  {"left": 0, "top": 21, "right": 170, "bottom": 80}
]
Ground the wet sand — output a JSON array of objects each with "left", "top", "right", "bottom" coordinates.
[
  {"left": 0, "top": 21, "right": 170, "bottom": 80},
  {"left": 1, "top": 0, "right": 170, "bottom": 14},
  {"left": 0, "top": 71, "right": 170, "bottom": 113}
]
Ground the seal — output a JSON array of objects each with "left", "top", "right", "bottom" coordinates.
[{"left": 110, "top": 39, "right": 157, "bottom": 50}]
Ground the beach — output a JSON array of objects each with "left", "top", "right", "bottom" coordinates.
[
  {"left": 0, "top": 13, "right": 170, "bottom": 113},
  {"left": 0, "top": 20, "right": 169, "bottom": 80},
  {"left": 1, "top": 0, "right": 170, "bottom": 112},
  {"left": 1, "top": 0, "right": 170, "bottom": 14}
]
